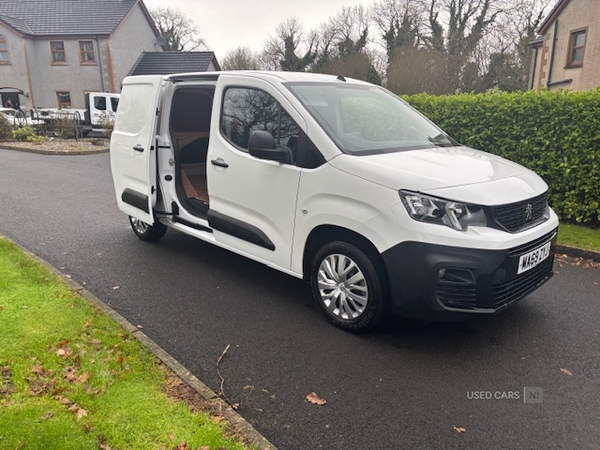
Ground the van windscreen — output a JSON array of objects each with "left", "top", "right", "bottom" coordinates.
[{"left": 286, "top": 83, "right": 457, "bottom": 155}]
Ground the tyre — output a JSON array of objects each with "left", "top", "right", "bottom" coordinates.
[
  {"left": 129, "top": 216, "right": 167, "bottom": 241},
  {"left": 310, "top": 241, "right": 389, "bottom": 332}
]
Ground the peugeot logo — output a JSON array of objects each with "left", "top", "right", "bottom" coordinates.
[{"left": 525, "top": 203, "right": 533, "bottom": 221}]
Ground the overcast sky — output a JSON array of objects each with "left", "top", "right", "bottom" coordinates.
[{"left": 143, "top": 0, "right": 363, "bottom": 59}]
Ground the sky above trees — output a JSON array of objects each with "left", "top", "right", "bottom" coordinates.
[{"left": 143, "top": 0, "right": 366, "bottom": 57}]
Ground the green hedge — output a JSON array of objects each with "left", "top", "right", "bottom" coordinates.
[{"left": 404, "top": 89, "right": 600, "bottom": 226}]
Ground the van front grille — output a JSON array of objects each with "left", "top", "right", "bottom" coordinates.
[{"left": 492, "top": 193, "right": 548, "bottom": 232}]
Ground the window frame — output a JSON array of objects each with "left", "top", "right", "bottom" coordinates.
[
  {"left": 79, "top": 40, "right": 96, "bottom": 64},
  {"left": 0, "top": 34, "right": 9, "bottom": 64},
  {"left": 50, "top": 41, "right": 67, "bottom": 65},
  {"left": 56, "top": 91, "right": 72, "bottom": 108},
  {"left": 566, "top": 27, "right": 587, "bottom": 68}
]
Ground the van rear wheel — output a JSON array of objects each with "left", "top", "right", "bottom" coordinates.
[
  {"left": 129, "top": 216, "right": 167, "bottom": 241},
  {"left": 310, "top": 241, "right": 388, "bottom": 332}
]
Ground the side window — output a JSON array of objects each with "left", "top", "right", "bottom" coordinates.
[
  {"left": 50, "top": 41, "right": 66, "bottom": 64},
  {"left": 220, "top": 87, "right": 300, "bottom": 153},
  {"left": 94, "top": 96, "right": 107, "bottom": 111},
  {"left": 79, "top": 41, "right": 96, "bottom": 64},
  {"left": 566, "top": 28, "right": 587, "bottom": 68},
  {"left": 110, "top": 97, "right": 119, "bottom": 112},
  {"left": 56, "top": 91, "right": 71, "bottom": 108},
  {"left": 0, "top": 35, "right": 9, "bottom": 64}
]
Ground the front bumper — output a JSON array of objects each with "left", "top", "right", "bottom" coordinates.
[{"left": 381, "top": 229, "right": 558, "bottom": 320}]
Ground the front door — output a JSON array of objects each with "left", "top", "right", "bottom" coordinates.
[{"left": 207, "top": 75, "right": 305, "bottom": 272}]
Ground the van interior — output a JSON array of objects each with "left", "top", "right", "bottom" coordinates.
[{"left": 170, "top": 87, "right": 215, "bottom": 216}]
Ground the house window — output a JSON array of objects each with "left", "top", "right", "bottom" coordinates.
[
  {"left": 57, "top": 92, "right": 71, "bottom": 108},
  {"left": 0, "top": 35, "right": 9, "bottom": 64},
  {"left": 567, "top": 28, "right": 587, "bottom": 68},
  {"left": 51, "top": 41, "right": 66, "bottom": 63},
  {"left": 79, "top": 41, "right": 96, "bottom": 63}
]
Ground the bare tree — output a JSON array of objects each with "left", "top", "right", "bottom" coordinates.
[
  {"left": 221, "top": 47, "right": 262, "bottom": 70},
  {"left": 476, "top": 0, "right": 553, "bottom": 91},
  {"left": 420, "top": 0, "right": 503, "bottom": 91},
  {"left": 150, "top": 7, "right": 206, "bottom": 51},
  {"left": 262, "top": 17, "right": 317, "bottom": 71},
  {"left": 372, "top": 0, "right": 423, "bottom": 61}
]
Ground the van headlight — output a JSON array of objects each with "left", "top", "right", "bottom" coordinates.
[{"left": 399, "top": 190, "right": 487, "bottom": 231}]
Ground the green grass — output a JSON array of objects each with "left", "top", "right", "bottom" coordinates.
[
  {"left": 0, "top": 238, "right": 249, "bottom": 450},
  {"left": 558, "top": 224, "right": 600, "bottom": 252}
]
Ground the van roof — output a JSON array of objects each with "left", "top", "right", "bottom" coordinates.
[{"left": 162, "top": 70, "right": 372, "bottom": 85}]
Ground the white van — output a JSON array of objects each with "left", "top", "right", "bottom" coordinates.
[{"left": 110, "top": 71, "right": 558, "bottom": 331}]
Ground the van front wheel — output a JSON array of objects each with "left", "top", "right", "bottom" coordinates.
[
  {"left": 310, "top": 241, "right": 388, "bottom": 332},
  {"left": 129, "top": 216, "right": 167, "bottom": 242}
]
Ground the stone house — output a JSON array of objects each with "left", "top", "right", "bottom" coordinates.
[
  {"left": 0, "top": 0, "right": 162, "bottom": 110},
  {"left": 529, "top": 0, "right": 599, "bottom": 91}
]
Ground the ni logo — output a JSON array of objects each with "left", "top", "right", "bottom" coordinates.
[{"left": 525, "top": 203, "right": 533, "bottom": 221}]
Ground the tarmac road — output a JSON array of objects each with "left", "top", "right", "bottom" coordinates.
[{"left": 1, "top": 148, "right": 599, "bottom": 450}]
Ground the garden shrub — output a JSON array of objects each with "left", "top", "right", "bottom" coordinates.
[
  {"left": 403, "top": 88, "right": 600, "bottom": 226},
  {"left": 12, "top": 125, "right": 45, "bottom": 144},
  {"left": 0, "top": 113, "right": 12, "bottom": 140}
]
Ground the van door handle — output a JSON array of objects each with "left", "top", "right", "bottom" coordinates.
[
  {"left": 211, "top": 158, "right": 229, "bottom": 168},
  {"left": 133, "top": 145, "right": 144, "bottom": 152}
]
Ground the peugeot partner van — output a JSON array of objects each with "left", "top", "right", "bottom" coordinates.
[{"left": 110, "top": 71, "right": 558, "bottom": 331}]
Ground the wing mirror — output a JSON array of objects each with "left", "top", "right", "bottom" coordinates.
[{"left": 248, "top": 130, "right": 292, "bottom": 163}]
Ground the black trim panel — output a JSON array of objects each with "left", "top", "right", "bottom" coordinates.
[
  {"left": 122, "top": 188, "right": 149, "bottom": 213},
  {"left": 208, "top": 210, "right": 275, "bottom": 251},
  {"left": 381, "top": 229, "right": 558, "bottom": 320}
]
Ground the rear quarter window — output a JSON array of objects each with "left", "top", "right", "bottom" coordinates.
[{"left": 114, "top": 84, "right": 156, "bottom": 134}]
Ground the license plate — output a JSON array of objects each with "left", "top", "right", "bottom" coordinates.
[{"left": 517, "top": 241, "right": 552, "bottom": 275}]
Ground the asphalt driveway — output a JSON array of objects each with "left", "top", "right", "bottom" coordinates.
[{"left": 1, "top": 148, "right": 599, "bottom": 450}]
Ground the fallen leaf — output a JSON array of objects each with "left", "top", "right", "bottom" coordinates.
[
  {"left": 55, "top": 395, "right": 72, "bottom": 405},
  {"left": 173, "top": 442, "right": 188, "bottom": 450},
  {"left": 306, "top": 392, "right": 327, "bottom": 406},
  {"left": 117, "top": 354, "right": 123, "bottom": 365},
  {"left": 68, "top": 404, "right": 88, "bottom": 419},
  {"left": 64, "top": 367, "right": 77, "bottom": 381},
  {"left": 168, "top": 435, "right": 175, "bottom": 441},
  {"left": 56, "top": 347, "right": 72, "bottom": 359},
  {"left": 40, "top": 412, "right": 54, "bottom": 421},
  {"left": 231, "top": 402, "right": 240, "bottom": 410},
  {"left": 83, "top": 319, "right": 92, "bottom": 329},
  {"left": 112, "top": 286, "right": 120, "bottom": 290},
  {"left": 136, "top": 325, "right": 143, "bottom": 329},
  {"left": 57, "top": 339, "right": 71, "bottom": 348},
  {"left": 0, "top": 306, "right": 4, "bottom": 311},
  {"left": 31, "top": 365, "right": 44, "bottom": 375},
  {"left": 560, "top": 368, "right": 573, "bottom": 376},
  {"left": 76, "top": 372, "right": 90, "bottom": 384},
  {"left": 454, "top": 426, "right": 466, "bottom": 433}
]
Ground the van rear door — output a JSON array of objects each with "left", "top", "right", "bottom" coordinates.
[{"left": 110, "top": 76, "right": 162, "bottom": 224}]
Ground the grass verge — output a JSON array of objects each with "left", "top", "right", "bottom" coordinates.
[
  {"left": 0, "top": 237, "right": 249, "bottom": 450},
  {"left": 558, "top": 224, "right": 600, "bottom": 253}
]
